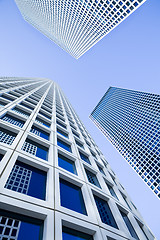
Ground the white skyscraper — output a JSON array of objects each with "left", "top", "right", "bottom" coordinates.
[
  {"left": 0, "top": 77, "right": 155, "bottom": 240},
  {"left": 14, "top": 0, "right": 146, "bottom": 58}
]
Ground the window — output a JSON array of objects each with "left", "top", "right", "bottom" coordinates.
[
  {"left": 12, "top": 107, "right": 30, "bottom": 117},
  {"left": 106, "top": 183, "right": 118, "bottom": 200},
  {"left": 5, "top": 160, "right": 46, "bottom": 200},
  {"left": 57, "top": 128, "right": 68, "bottom": 138},
  {"left": 1, "top": 114, "right": 25, "bottom": 128},
  {"left": 97, "top": 164, "right": 105, "bottom": 175},
  {"left": 85, "top": 169, "right": 101, "bottom": 188},
  {"left": 30, "top": 126, "right": 49, "bottom": 140},
  {"left": 56, "top": 114, "right": 65, "bottom": 122},
  {"left": 58, "top": 154, "right": 77, "bottom": 174},
  {"left": 72, "top": 130, "right": 79, "bottom": 138},
  {"left": 21, "top": 139, "right": 48, "bottom": 160},
  {"left": 94, "top": 195, "right": 118, "bottom": 229},
  {"left": 120, "top": 210, "right": 139, "bottom": 239},
  {"left": 62, "top": 226, "right": 93, "bottom": 240},
  {"left": 120, "top": 192, "right": 132, "bottom": 210},
  {"left": 0, "top": 128, "right": 17, "bottom": 145},
  {"left": 0, "top": 153, "right": 4, "bottom": 161},
  {"left": 90, "top": 150, "right": 96, "bottom": 158},
  {"left": 56, "top": 120, "right": 66, "bottom": 129},
  {"left": 135, "top": 219, "right": 149, "bottom": 240},
  {"left": 39, "top": 110, "right": 51, "bottom": 120},
  {"left": 57, "top": 138, "right": 71, "bottom": 152},
  {"left": 79, "top": 151, "right": 90, "bottom": 164},
  {"left": 0, "top": 210, "right": 43, "bottom": 240},
  {"left": 75, "top": 139, "right": 84, "bottom": 149},
  {"left": 60, "top": 178, "right": 87, "bottom": 215},
  {"left": 36, "top": 117, "right": 50, "bottom": 128},
  {"left": 20, "top": 102, "right": 34, "bottom": 110}
]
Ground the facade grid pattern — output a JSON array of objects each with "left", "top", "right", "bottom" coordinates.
[
  {"left": 0, "top": 78, "right": 155, "bottom": 240},
  {"left": 90, "top": 86, "right": 160, "bottom": 199},
  {"left": 14, "top": 0, "right": 146, "bottom": 58}
]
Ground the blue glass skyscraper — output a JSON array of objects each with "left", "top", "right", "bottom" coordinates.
[{"left": 90, "top": 87, "right": 160, "bottom": 199}]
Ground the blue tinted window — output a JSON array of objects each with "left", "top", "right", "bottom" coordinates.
[
  {"left": 60, "top": 179, "right": 87, "bottom": 215},
  {"left": 0, "top": 210, "right": 43, "bottom": 240},
  {"left": 120, "top": 210, "right": 139, "bottom": 240},
  {"left": 85, "top": 169, "right": 101, "bottom": 188},
  {"left": 62, "top": 226, "right": 93, "bottom": 240},
  {"left": 22, "top": 139, "right": 48, "bottom": 161},
  {"left": 30, "top": 126, "right": 49, "bottom": 140},
  {"left": 79, "top": 151, "right": 90, "bottom": 164},
  {"left": 5, "top": 161, "right": 46, "bottom": 200},
  {"left": 57, "top": 138, "right": 71, "bottom": 152},
  {"left": 94, "top": 195, "right": 118, "bottom": 229},
  {"left": 58, "top": 154, "right": 77, "bottom": 174},
  {"left": 57, "top": 128, "right": 68, "bottom": 138},
  {"left": 97, "top": 164, "right": 105, "bottom": 175},
  {"left": 1, "top": 114, "right": 25, "bottom": 128}
]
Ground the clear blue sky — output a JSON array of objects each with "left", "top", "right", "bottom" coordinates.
[{"left": 0, "top": 0, "right": 160, "bottom": 238}]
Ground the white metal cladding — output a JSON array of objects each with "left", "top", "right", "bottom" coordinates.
[
  {"left": 0, "top": 78, "right": 155, "bottom": 240},
  {"left": 14, "top": 0, "right": 146, "bottom": 59}
]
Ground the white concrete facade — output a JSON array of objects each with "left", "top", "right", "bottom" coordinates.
[
  {"left": 14, "top": 0, "right": 146, "bottom": 58},
  {"left": 0, "top": 78, "right": 155, "bottom": 240}
]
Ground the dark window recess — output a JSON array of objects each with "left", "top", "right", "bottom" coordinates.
[
  {"left": 72, "top": 130, "right": 79, "bottom": 138},
  {"left": 97, "top": 165, "right": 105, "bottom": 175},
  {"left": 20, "top": 102, "right": 34, "bottom": 110},
  {"left": 75, "top": 140, "right": 84, "bottom": 149},
  {"left": 0, "top": 153, "right": 4, "bottom": 161},
  {"left": 70, "top": 124, "right": 76, "bottom": 130},
  {"left": 1, "top": 94, "right": 14, "bottom": 101},
  {"left": 5, "top": 160, "right": 46, "bottom": 200},
  {"left": 56, "top": 115, "right": 65, "bottom": 122},
  {"left": 1, "top": 114, "right": 25, "bottom": 128},
  {"left": 85, "top": 169, "right": 101, "bottom": 188},
  {"left": 106, "top": 183, "right": 119, "bottom": 200},
  {"left": 60, "top": 178, "right": 87, "bottom": 215},
  {"left": 30, "top": 126, "right": 49, "bottom": 140},
  {"left": 36, "top": 117, "right": 50, "bottom": 128},
  {"left": 120, "top": 210, "right": 139, "bottom": 240},
  {"left": 94, "top": 195, "right": 118, "bottom": 229},
  {"left": 57, "top": 138, "right": 71, "bottom": 152},
  {"left": 120, "top": 192, "right": 132, "bottom": 210},
  {"left": 39, "top": 111, "right": 51, "bottom": 120},
  {"left": 0, "top": 209, "right": 43, "bottom": 240},
  {"left": 0, "top": 100, "right": 7, "bottom": 106},
  {"left": 62, "top": 226, "right": 93, "bottom": 240},
  {"left": 58, "top": 154, "right": 77, "bottom": 174},
  {"left": 79, "top": 151, "right": 90, "bottom": 164},
  {"left": 56, "top": 120, "right": 66, "bottom": 129},
  {"left": 57, "top": 128, "right": 68, "bottom": 138},
  {"left": 90, "top": 151, "right": 96, "bottom": 158},
  {"left": 21, "top": 139, "right": 48, "bottom": 161},
  {"left": 135, "top": 219, "right": 149, "bottom": 240}
]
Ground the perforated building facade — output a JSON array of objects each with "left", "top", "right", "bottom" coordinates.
[
  {"left": 90, "top": 87, "right": 160, "bottom": 199},
  {"left": 0, "top": 78, "right": 155, "bottom": 240},
  {"left": 14, "top": 0, "right": 146, "bottom": 58}
]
